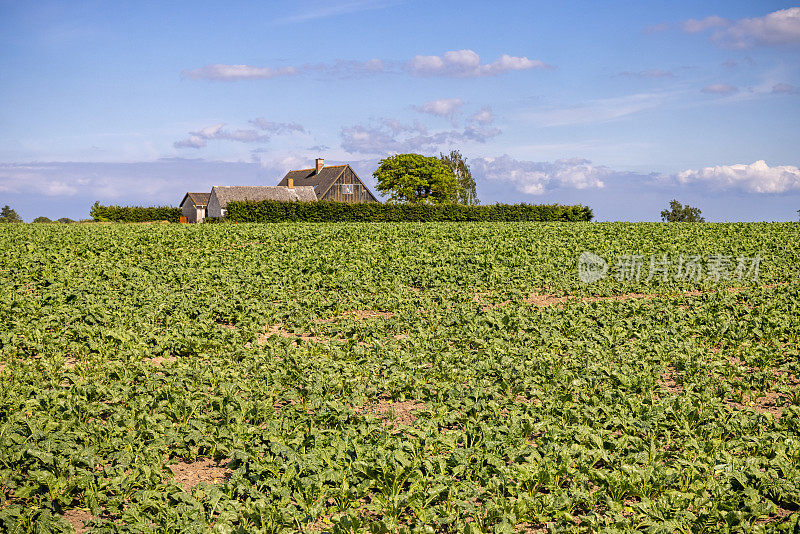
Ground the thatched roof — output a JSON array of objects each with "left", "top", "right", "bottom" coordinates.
[
  {"left": 277, "top": 165, "right": 348, "bottom": 197},
  {"left": 180, "top": 192, "right": 211, "bottom": 207},
  {"left": 211, "top": 186, "right": 317, "bottom": 208}
]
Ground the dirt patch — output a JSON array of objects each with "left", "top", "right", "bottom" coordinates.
[
  {"left": 657, "top": 366, "right": 683, "bottom": 394},
  {"left": 147, "top": 356, "right": 178, "bottom": 365},
  {"left": 520, "top": 282, "right": 790, "bottom": 309},
  {"left": 62, "top": 509, "right": 98, "bottom": 534},
  {"left": 355, "top": 399, "right": 426, "bottom": 426},
  {"left": 65, "top": 356, "right": 78, "bottom": 369},
  {"left": 167, "top": 459, "right": 231, "bottom": 491},
  {"left": 726, "top": 391, "right": 785, "bottom": 419},
  {"left": 755, "top": 504, "right": 796, "bottom": 524},
  {"left": 259, "top": 323, "right": 326, "bottom": 344}
]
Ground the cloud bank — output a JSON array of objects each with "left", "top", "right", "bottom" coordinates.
[
  {"left": 183, "top": 49, "right": 549, "bottom": 81},
  {"left": 677, "top": 160, "right": 800, "bottom": 193},
  {"left": 681, "top": 7, "right": 800, "bottom": 48},
  {"left": 472, "top": 155, "right": 608, "bottom": 195}
]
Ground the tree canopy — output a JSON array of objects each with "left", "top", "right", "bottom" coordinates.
[
  {"left": 0, "top": 205, "right": 21, "bottom": 223},
  {"left": 439, "top": 150, "right": 479, "bottom": 205},
  {"left": 660, "top": 200, "right": 705, "bottom": 222},
  {"left": 373, "top": 154, "right": 458, "bottom": 204}
]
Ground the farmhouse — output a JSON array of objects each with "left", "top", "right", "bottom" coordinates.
[
  {"left": 206, "top": 185, "right": 317, "bottom": 218},
  {"left": 179, "top": 192, "right": 211, "bottom": 223},
  {"left": 277, "top": 158, "right": 378, "bottom": 203}
]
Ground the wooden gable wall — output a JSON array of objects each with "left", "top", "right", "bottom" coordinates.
[{"left": 320, "top": 166, "right": 377, "bottom": 203}]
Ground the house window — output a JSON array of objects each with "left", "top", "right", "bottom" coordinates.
[
  {"left": 221, "top": 209, "right": 227, "bottom": 218},
  {"left": 341, "top": 184, "right": 354, "bottom": 195}
]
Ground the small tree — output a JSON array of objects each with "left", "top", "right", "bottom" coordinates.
[
  {"left": 439, "top": 150, "right": 479, "bottom": 205},
  {"left": 0, "top": 205, "right": 21, "bottom": 223},
  {"left": 57, "top": 217, "right": 75, "bottom": 224},
  {"left": 373, "top": 153, "right": 458, "bottom": 204},
  {"left": 33, "top": 216, "right": 52, "bottom": 223},
  {"left": 661, "top": 200, "right": 705, "bottom": 222}
]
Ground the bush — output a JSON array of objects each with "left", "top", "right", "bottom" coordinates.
[
  {"left": 90, "top": 201, "right": 181, "bottom": 222},
  {"left": 33, "top": 217, "right": 52, "bottom": 223},
  {"left": 226, "top": 200, "right": 594, "bottom": 223},
  {"left": 57, "top": 218, "right": 75, "bottom": 224}
]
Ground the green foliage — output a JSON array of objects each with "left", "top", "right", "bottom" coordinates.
[
  {"left": 0, "top": 222, "right": 798, "bottom": 531},
  {"left": 439, "top": 150, "right": 479, "bottom": 205},
  {"left": 0, "top": 205, "right": 22, "bottom": 223},
  {"left": 227, "top": 200, "right": 593, "bottom": 222},
  {"left": 56, "top": 218, "right": 75, "bottom": 224},
  {"left": 373, "top": 153, "right": 459, "bottom": 204},
  {"left": 661, "top": 199, "right": 705, "bottom": 222},
  {"left": 90, "top": 201, "right": 181, "bottom": 222},
  {"left": 33, "top": 217, "right": 52, "bottom": 223}
]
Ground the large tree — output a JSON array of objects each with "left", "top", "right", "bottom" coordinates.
[
  {"left": 0, "top": 205, "right": 21, "bottom": 223},
  {"left": 660, "top": 200, "right": 705, "bottom": 222},
  {"left": 373, "top": 154, "right": 458, "bottom": 204},
  {"left": 439, "top": 150, "right": 479, "bottom": 205}
]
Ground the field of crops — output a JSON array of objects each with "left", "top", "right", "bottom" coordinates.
[{"left": 1, "top": 222, "right": 799, "bottom": 533}]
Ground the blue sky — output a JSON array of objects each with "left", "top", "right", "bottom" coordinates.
[{"left": 1, "top": 0, "right": 799, "bottom": 221}]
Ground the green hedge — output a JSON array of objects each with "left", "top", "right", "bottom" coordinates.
[
  {"left": 226, "top": 200, "right": 593, "bottom": 222},
  {"left": 90, "top": 202, "right": 181, "bottom": 223}
]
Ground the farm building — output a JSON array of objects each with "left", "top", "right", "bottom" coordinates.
[
  {"left": 179, "top": 192, "right": 211, "bottom": 223},
  {"left": 277, "top": 159, "right": 378, "bottom": 203},
  {"left": 206, "top": 185, "right": 317, "bottom": 218}
]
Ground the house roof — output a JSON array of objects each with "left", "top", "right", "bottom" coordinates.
[
  {"left": 180, "top": 192, "right": 211, "bottom": 208},
  {"left": 277, "top": 165, "right": 348, "bottom": 197},
  {"left": 211, "top": 186, "right": 317, "bottom": 208}
]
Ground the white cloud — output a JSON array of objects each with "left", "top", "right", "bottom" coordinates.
[
  {"left": 681, "top": 8, "right": 800, "bottom": 48},
  {"left": 470, "top": 106, "right": 494, "bottom": 125},
  {"left": 182, "top": 64, "right": 299, "bottom": 81},
  {"left": 340, "top": 117, "right": 500, "bottom": 155},
  {"left": 682, "top": 15, "right": 730, "bottom": 33},
  {"left": 701, "top": 83, "right": 738, "bottom": 94},
  {"left": 677, "top": 160, "right": 800, "bottom": 193},
  {"left": 719, "top": 7, "right": 800, "bottom": 48},
  {"left": 249, "top": 118, "right": 306, "bottom": 134},
  {"left": 407, "top": 49, "right": 551, "bottom": 77},
  {"left": 174, "top": 123, "right": 270, "bottom": 149},
  {"left": 175, "top": 119, "right": 306, "bottom": 149},
  {"left": 472, "top": 155, "right": 607, "bottom": 195},
  {"left": 412, "top": 98, "right": 463, "bottom": 124}
]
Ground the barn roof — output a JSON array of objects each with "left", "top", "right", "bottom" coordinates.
[
  {"left": 180, "top": 192, "right": 211, "bottom": 207},
  {"left": 211, "top": 186, "right": 317, "bottom": 208},
  {"left": 277, "top": 165, "right": 348, "bottom": 197}
]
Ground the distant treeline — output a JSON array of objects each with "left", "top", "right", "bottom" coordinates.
[
  {"left": 226, "top": 201, "right": 594, "bottom": 222},
  {"left": 90, "top": 202, "right": 181, "bottom": 222}
]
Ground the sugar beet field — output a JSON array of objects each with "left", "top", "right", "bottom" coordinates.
[{"left": 2, "top": 222, "right": 800, "bottom": 533}]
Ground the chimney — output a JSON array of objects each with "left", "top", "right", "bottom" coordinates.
[
  {"left": 315, "top": 158, "right": 324, "bottom": 174},
  {"left": 287, "top": 177, "right": 294, "bottom": 188}
]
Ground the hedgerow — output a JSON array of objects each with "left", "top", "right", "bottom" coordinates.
[
  {"left": 90, "top": 201, "right": 181, "bottom": 222},
  {"left": 226, "top": 200, "right": 594, "bottom": 222}
]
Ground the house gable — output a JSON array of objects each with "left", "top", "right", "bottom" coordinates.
[{"left": 277, "top": 164, "right": 377, "bottom": 203}]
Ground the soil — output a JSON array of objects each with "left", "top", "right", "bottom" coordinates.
[
  {"left": 355, "top": 399, "right": 426, "bottom": 426},
  {"left": 62, "top": 509, "right": 97, "bottom": 534},
  {"left": 167, "top": 459, "right": 232, "bottom": 491}
]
